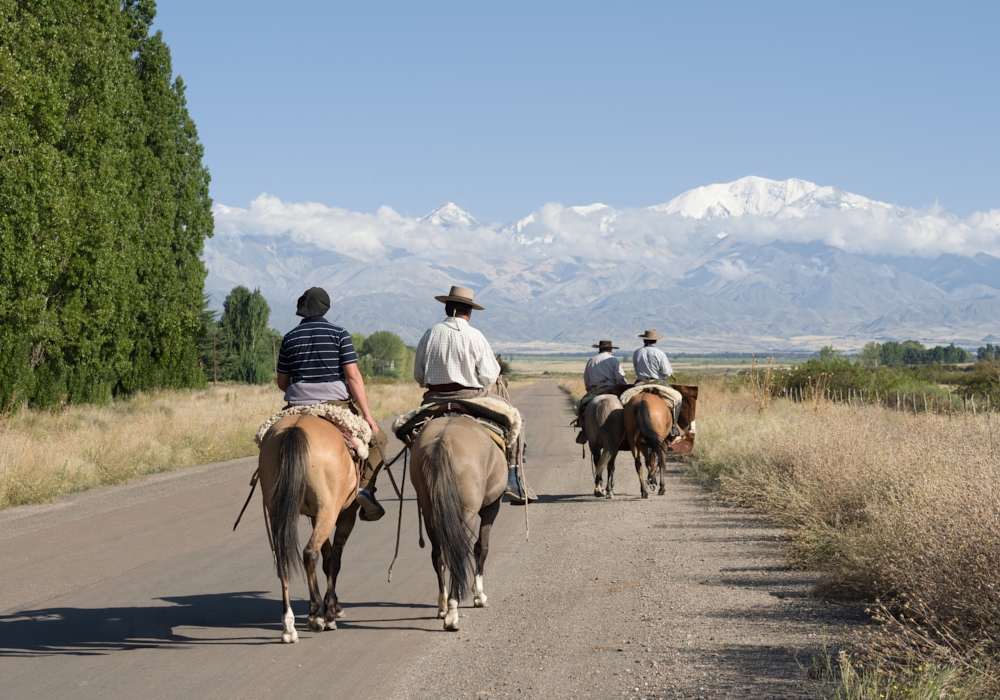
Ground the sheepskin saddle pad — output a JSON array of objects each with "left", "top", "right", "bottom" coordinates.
[
  {"left": 620, "top": 383, "right": 683, "bottom": 409},
  {"left": 392, "top": 396, "right": 522, "bottom": 449},
  {"left": 255, "top": 404, "right": 372, "bottom": 461}
]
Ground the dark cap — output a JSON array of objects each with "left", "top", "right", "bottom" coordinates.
[{"left": 296, "top": 287, "right": 331, "bottom": 318}]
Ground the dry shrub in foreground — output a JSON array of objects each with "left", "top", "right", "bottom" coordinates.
[
  {"left": 0, "top": 381, "right": 426, "bottom": 509},
  {"left": 689, "top": 381, "right": 1000, "bottom": 687}
]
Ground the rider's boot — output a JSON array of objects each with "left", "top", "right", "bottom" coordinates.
[
  {"left": 356, "top": 488, "right": 385, "bottom": 521},
  {"left": 503, "top": 465, "right": 537, "bottom": 505}
]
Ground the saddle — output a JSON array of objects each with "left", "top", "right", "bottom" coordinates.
[{"left": 393, "top": 400, "right": 512, "bottom": 452}]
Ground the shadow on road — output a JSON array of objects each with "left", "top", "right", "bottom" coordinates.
[{"left": 0, "top": 592, "right": 439, "bottom": 657}]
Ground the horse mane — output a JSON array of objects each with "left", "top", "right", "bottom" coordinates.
[{"left": 496, "top": 355, "right": 512, "bottom": 376}]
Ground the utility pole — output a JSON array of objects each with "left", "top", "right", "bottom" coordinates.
[{"left": 213, "top": 327, "right": 217, "bottom": 387}]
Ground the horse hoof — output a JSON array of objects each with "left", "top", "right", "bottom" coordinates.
[
  {"left": 281, "top": 630, "right": 298, "bottom": 644},
  {"left": 474, "top": 597, "right": 489, "bottom": 608},
  {"left": 641, "top": 492, "right": 649, "bottom": 499},
  {"left": 606, "top": 491, "right": 614, "bottom": 500},
  {"left": 444, "top": 618, "right": 460, "bottom": 631},
  {"left": 593, "top": 488, "right": 604, "bottom": 497},
  {"left": 437, "top": 610, "right": 447, "bottom": 619},
  {"left": 324, "top": 618, "right": 337, "bottom": 631},
  {"left": 658, "top": 488, "right": 666, "bottom": 496},
  {"left": 307, "top": 617, "right": 325, "bottom": 632}
]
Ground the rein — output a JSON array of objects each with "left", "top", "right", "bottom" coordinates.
[{"left": 376, "top": 439, "right": 411, "bottom": 583}]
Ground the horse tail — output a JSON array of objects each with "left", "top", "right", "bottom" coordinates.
[
  {"left": 271, "top": 426, "right": 308, "bottom": 582},
  {"left": 424, "top": 433, "right": 474, "bottom": 602},
  {"left": 635, "top": 400, "right": 667, "bottom": 465}
]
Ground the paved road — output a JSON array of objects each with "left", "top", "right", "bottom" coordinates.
[{"left": 0, "top": 382, "right": 858, "bottom": 699}]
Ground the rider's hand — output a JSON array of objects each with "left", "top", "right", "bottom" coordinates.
[{"left": 365, "top": 416, "right": 380, "bottom": 437}]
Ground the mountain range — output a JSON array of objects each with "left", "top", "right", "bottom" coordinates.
[{"left": 204, "top": 177, "right": 1000, "bottom": 353}]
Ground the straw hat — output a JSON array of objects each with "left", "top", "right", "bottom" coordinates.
[
  {"left": 637, "top": 329, "right": 664, "bottom": 340},
  {"left": 592, "top": 340, "right": 619, "bottom": 351},
  {"left": 434, "top": 285, "right": 484, "bottom": 311}
]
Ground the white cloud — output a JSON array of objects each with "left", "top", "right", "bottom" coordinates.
[{"left": 212, "top": 179, "right": 1000, "bottom": 267}]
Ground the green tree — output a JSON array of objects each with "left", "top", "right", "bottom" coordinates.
[
  {"left": 219, "top": 287, "right": 271, "bottom": 384},
  {"left": 0, "top": 0, "right": 212, "bottom": 409},
  {"left": 362, "top": 331, "right": 407, "bottom": 377},
  {"left": 858, "top": 342, "right": 881, "bottom": 368}
]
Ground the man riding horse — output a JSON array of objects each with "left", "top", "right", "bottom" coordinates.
[
  {"left": 574, "top": 339, "right": 628, "bottom": 445},
  {"left": 413, "top": 285, "right": 535, "bottom": 504},
  {"left": 276, "top": 287, "right": 389, "bottom": 521}
]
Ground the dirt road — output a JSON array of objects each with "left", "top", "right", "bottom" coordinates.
[{"left": 0, "top": 381, "right": 858, "bottom": 699}]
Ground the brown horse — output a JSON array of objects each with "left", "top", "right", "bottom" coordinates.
[
  {"left": 623, "top": 393, "right": 671, "bottom": 498},
  {"left": 623, "top": 387, "right": 699, "bottom": 497},
  {"left": 409, "top": 415, "right": 507, "bottom": 631},
  {"left": 257, "top": 415, "right": 361, "bottom": 643},
  {"left": 584, "top": 393, "right": 625, "bottom": 498}
]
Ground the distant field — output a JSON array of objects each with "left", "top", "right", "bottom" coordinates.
[{"left": 506, "top": 354, "right": 806, "bottom": 378}]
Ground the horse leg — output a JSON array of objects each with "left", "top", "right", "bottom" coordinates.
[
  {"left": 658, "top": 454, "right": 667, "bottom": 496},
  {"left": 473, "top": 498, "right": 501, "bottom": 608},
  {"left": 647, "top": 451, "right": 658, "bottom": 494},
  {"left": 606, "top": 452, "right": 617, "bottom": 499},
  {"left": 636, "top": 451, "right": 649, "bottom": 499},
  {"left": 591, "top": 443, "right": 605, "bottom": 498},
  {"left": 427, "top": 525, "right": 447, "bottom": 620},
  {"left": 280, "top": 576, "right": 298, "bottom": 643},
  {"left": 322, "top": 502, "right": 359, "bottom": 628},
  {"left": 305, "top": 514, "right": 337, "bottom": 632}
]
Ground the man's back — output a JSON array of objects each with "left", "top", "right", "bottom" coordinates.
[
  {"left": 584, "top": 353, "right": 626, "bottom": 389},
  {"left": 277, "top": 317, "right": 357, "bottom": 404},
  {"left": 414, "top": 317, "right": 500, "bottom": 388},
  {"left": 633, "top": 345, "right": 672, "bottom": 380}
]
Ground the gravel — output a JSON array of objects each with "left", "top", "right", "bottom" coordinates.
[{"left": 388, "top": 385, "right": 864, "bottom": 700}]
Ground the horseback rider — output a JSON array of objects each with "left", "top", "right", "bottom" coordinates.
[
  {"left": 633, "top": 329, "right": 674, "bottom": 384},
  {"left": 275, "top": 287, "right": 389, "bottom": 522},
  {"left": 413, "top": 285, "right": 536, "bottom": 505},
  {"left": 575, "top": 339, "right": 628, "bottom": 444}
]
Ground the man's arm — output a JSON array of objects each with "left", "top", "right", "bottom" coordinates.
[
  {"left": 277, "top": 372, "right": 291, "bottom": 392},
  {"left": 614, "top": 358, "right": 627, "bottom": 385},
  {"left": 475, "top": 334, "right": 501, "bottom": 387},
  {"left": 343, "top": 362, "right": 379, "bottom": 437},
  {"left": 413, "top": 331, "right": 429, "bottom": 387},
  {"left": 659, "top": 349, "right": 673, "bottom": 378}
]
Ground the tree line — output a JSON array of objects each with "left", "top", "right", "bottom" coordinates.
[
  {"left": 1, "top": 0, "right": 212, "bottom": 409},
  {"left": 857, "top": 340, "right": 970, "bottom": 367}
]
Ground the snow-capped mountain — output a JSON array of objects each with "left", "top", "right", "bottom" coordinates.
[{"left": 205, "top": 177, "right": 1000, "bottom": 352}]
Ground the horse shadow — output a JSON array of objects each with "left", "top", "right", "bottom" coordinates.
[{"left": 0, "top": 592, "right": 438, "bottom": 657}]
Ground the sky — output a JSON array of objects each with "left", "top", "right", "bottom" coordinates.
[{"left": 154, "top": 1, "right": 1000, "bottom": 224}]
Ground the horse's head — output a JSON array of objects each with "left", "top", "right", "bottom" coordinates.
[{"left": 496, "top": 355, "right": 512, "bottom": 376}]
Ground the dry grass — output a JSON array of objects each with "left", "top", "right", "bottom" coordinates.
[
  {"left": 686, "top": 380, "right": 1000, "bottom": 696},
  {"left": 0, "top": 380, "right": 426, "bottom": 510},
  {"left": 558, "top": 377, "right": 587, "bottom": 403}
]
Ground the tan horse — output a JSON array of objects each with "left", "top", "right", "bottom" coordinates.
[
  {"left": 257, "top": 415, "right": 361, "bottom": 643},
  {"left": 584, "top": 394, "right": 625, "bottom": 498},
  {"left": 409, "top": 416, "right": 507, "bottom": 631}
]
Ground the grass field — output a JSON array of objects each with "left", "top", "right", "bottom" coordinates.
[
  {"left": 0, "top": 380, "right": 426, "bottom": 510},
  {"left": 561, "top": 375, "right": 1000, "bottom": 697}
]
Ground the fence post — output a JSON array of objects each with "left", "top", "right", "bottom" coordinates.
[{"left": 213, "top": 327, "right": 217, "bottom": 387}]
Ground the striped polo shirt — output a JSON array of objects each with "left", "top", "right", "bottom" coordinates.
[{"left": 277, "top": 317, "right": 358, "bottom": 385}]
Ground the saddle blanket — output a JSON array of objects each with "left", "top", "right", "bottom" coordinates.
[
  {"left": 619, "top": 383, "right": 683, "bottom": 408},
  {"left": 391, "top": 396, "right": 523, "bottom": 448},
  {"left": 255, "top": 403, "right": 372, "bottom": 461}
]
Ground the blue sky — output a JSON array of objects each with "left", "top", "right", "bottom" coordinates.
[{"left": 155, "top": 1, "right": 1000, "bottom": 222}]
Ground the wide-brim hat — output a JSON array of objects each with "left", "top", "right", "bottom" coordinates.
[
  {"left": 592, "top": 340, "right": 619, "bottom": 350},
  {"left": 638, "top": 329, "right": 663, "bottom": 340},
  {"left": 434, "top": 285, "right": 484, "bottom": 311}
]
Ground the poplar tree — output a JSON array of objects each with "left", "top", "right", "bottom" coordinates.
[{"left": 0, "top": 0, "right": 213, "bottom": 409}]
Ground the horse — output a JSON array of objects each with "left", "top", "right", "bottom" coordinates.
[
  {"left": 408, "top": 364, "right": 511, "bottom": 631},
  {"left": 623, "top": 386, "right": 700, "bottom": 498},
  {"left": 584, "top": 394, "right": 625, "bottom": 498},
  {"left": 623, "top": 393, "right": 672, "bottom": 498},
  {"left": 257, "top": 415, "right": 361, "bottom": 643}
]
